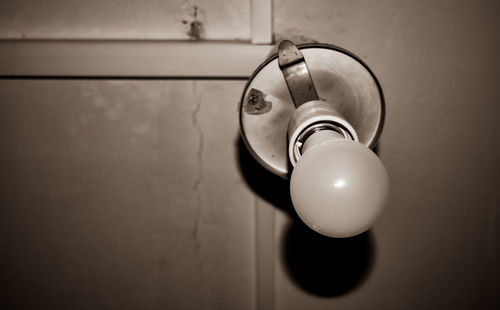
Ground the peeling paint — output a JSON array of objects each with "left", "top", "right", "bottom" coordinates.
[{"left": 181, "top": 1, "right": 205, "bottom": 40}]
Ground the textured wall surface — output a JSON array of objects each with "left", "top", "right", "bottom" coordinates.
[
  {"left": 0, "top": 0, "right": 250, "bottom": 40},
  {"left": 0, "top": 80, "right": 256, "bottom": 309},
  {"left": 273, "top": 0, "right": 500, "bottom": 309}
]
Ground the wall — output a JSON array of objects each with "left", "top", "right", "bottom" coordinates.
[
  {"left": 0, "top": 0, "right": 250, "bottom": 40},
  {"left": 273, "top": 0, "right": 500, "bottom": 309},
  {"left": 0, "top": 80, "right": 256, "bottom": 309},
  {"left": 1, "top": 0, "right": 499, "bottom": 309}
]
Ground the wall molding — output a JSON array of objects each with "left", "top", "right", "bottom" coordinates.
[
  {"left": 0, "top": 37, "right": 277, "bottom": 310},
  {"left": 0, "top": 40, "right": 274, "bottom": 79}
]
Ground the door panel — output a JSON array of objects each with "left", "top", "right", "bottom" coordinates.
[{"left": 0, "top": 80, "right": 256, "bottom": 310}]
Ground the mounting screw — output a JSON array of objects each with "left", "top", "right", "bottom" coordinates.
[{"left": 248, "top": 94, "right": 259, "bottom": 105}]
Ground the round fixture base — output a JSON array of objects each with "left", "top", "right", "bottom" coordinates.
[{"left": 239, "top": 43, "right": 385, "bottom": 178}]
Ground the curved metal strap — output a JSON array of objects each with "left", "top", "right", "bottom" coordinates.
[{"left": 278, "top": 40, "right": 319, "bottom": 108}]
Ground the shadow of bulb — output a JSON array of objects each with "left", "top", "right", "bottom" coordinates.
[{"left": 290, "top": 136, "right": 389, "bottom": 238}]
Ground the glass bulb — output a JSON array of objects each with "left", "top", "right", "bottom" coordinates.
[{"left": 290, "top": 132, "right": 389, "bottom": 238}]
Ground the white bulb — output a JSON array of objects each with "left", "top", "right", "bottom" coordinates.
[{"left": 290, "top": 131, "right": 389, "bottom": 238}]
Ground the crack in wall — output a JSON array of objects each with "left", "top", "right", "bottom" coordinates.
[
  {"left": 191, "top": 81, "right": 204, "bottom": 244},
  {"left": 189, "top": 81, "right": 205, "bottom": 302}
]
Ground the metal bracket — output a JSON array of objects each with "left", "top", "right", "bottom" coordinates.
[
  {"left": 278, "top": 40, "right": 319, "bottom": 107},
  {"left": 239, "top": 43, "right": 385, "bottom": 178}
]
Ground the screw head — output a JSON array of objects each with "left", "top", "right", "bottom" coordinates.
[{"left": 248, "top": 94, "right": 258, "bottom": 105}]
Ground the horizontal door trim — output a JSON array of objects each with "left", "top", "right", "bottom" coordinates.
[{"left": 0, "top": 40, "right": 274, "bottom": 79}]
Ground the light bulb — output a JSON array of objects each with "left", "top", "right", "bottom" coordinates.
[{"left": 290, "top": 130, "right": 389, "bottom": 238}]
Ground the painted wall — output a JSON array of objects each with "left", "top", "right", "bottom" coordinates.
[
  {"left": 273, "top": 0, "right": 500, "bottom": 309},
  {"left": 0, "top": 81, "right": 256, "bottom": 309},
  {"left": 1, "top": 0, "right": 500, "bottom": 309},
  {"left": 0, "top": 0, "right": 250, "bottom": 40}
]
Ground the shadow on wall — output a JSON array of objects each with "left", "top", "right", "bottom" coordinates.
[
  {"left": 236, "top": 136, "right": 376, "bottom": 297},
  {"left": 283, "top": 222, "right": 375, "bottom": 297}
]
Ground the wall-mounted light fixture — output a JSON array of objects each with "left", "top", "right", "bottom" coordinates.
[{"left": 239, "top": 40, "right": 389, "bottom": 238}]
